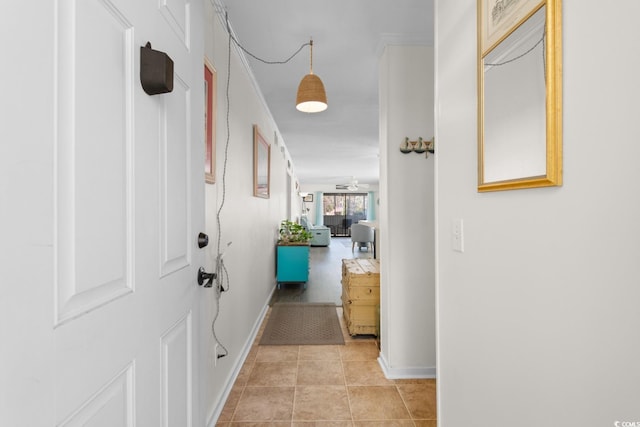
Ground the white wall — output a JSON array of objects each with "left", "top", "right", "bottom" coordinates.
[
  {"left": 202, "top": 3, "right": 298, "bottom": 423},
  {"left": 435, "top": 1, "right": 640, "bottom": 425},
  {"left": 378, "top": 45, "right": 436, "bottom": 377}
]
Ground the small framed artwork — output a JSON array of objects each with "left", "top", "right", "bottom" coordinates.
[
  {"left": 303, "top": 194, "right": 313, "bottom": 202},
  {"left": 204, "top": 59, "right": 217, "bottom": 184},
  {"left": 479, "top": 0, "right": 544, "bottom": 56},
  {"left": 253, "top": 125, "right": 271, "bottom": 198}
]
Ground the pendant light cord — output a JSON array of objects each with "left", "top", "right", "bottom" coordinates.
[
  {"left": 484, "top": 30, "right": 546, "bottom": 70},
  {"left": 224, "top": 12, "right": 310, "bottom": 65},
  {"left": 309, "top": 39, "right": 314, "bottom": 73},
  {"left": 484, "top": 30, "right": 546, "bottom": 82}
]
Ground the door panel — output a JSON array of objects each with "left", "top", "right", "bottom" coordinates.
[
  {"left": 52, "top": 0, "right": 203, "bottom": 425},
  {"left": 57, "top": 364, "right": 134, "bottom": 427},
  {"left": 55, "top": 0, "right": 135, "bottom": 326},
  {"left": 161, "top": 312, "right": 193, "bottom": 427},
  {"left": 160, "top": 75, "right": 191, "bottom": 277},
  {"left": 159, "top": 0, "right": 191, "bottom": 49}
]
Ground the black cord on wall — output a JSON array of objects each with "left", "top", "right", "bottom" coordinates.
[
  {"left": 209, "top": 10, "right": 314, "bottom": 360},
  {"left": 209, "top": 20, "right": 234, "bottom": 361}
]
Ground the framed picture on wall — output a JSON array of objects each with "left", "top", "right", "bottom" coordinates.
[
  {"left": 204, "top": 59, "right": 217, "bottom": 184},
  {"left": 303, "top": 194, "right": 313, "bottom": 202}
]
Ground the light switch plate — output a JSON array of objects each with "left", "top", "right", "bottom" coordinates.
[{"left": 453, "top": 218, "right": 464, "bottom": 252}]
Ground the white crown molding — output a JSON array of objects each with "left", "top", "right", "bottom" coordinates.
[{"left": 376, "top": 32, "right": 433, "bottom": 58}]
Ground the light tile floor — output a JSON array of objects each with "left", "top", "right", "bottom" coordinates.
[
  {"left": 217, "top": 237, "right": 436, "bottom": 426},
  {"left": 216, "top": 307, "right": 437, "bottom": 426}
]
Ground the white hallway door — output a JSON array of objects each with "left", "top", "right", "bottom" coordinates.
[{"left": 2, "top": 0, "right": 205, "bottom": 426}]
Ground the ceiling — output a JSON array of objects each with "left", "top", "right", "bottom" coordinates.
[{"left": 217, "top": 0, "right": 434, "bottom": 187}]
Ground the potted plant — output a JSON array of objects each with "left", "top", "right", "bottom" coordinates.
[{"left": 278, "top": 219, "right": 313, "bottom": 245}]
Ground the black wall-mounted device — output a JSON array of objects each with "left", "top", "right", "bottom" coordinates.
[{"left": 140, "top": 42, "right": 174, "bottom": 95}]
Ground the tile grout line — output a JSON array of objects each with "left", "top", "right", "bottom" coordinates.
[
  {"left": 291, "top": 345, "right": 301, "bottom": 424},
  {"left": 340, "top": 343, "right": 357, "bottom": 424},
  {"left": 226, "top": 357, "right": 250, "bottom": 424},
  {"left": 394, "top": 382, "right": 418, "bottom": 426}
]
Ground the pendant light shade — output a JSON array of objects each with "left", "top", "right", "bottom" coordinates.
[
  {"left": 296, "top": 40, "right": 327, "bottom": 113},
  {"left": 296, "top": 74, "right": 327, "bottom": 113}
]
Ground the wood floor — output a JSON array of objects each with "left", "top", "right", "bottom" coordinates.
[{"left": 217, "top": 237, "right": 437, "bottom": 426}]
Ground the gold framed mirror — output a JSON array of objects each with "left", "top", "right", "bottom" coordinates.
[{"left": 478, "top": 0, "right": 562, "bottom": 192}]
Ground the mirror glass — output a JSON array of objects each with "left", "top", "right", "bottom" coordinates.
[
  {"left": 253, "top": 125, "right": 271, "bottom": 198},
  {"left": 478, "top": 0, "right": 562, "bottom": 192}
]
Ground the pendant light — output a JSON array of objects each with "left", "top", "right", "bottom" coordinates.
[{"left": 296, "top": 39, "right": 328, "bottom": 113}]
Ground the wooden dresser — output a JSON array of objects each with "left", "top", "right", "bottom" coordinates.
[{"left": 341, "top": 258, "right": 380, "bottom": 336}]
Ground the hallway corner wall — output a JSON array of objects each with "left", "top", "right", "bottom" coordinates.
[{"left": 378, "top": 44, "right": 436, "bottom": 376}]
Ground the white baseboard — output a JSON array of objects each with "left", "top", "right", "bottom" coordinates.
[
  {"left": 206, "top": 288, "right": 274, "bottom": 426},
  {"left": 377, "top": 352, "right": 437, "bottom": 379}
]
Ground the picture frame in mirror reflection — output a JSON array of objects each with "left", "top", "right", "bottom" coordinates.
[
  {"left": 480, "top": 0, "right": 545, "bottom": 56},
  {"left": 253, "top": 124, "right": 271, "bottom": 198},
  {"left": 477, "top": 0, "right": 562, "bottom": 192}
]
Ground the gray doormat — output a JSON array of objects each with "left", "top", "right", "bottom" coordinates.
[{"left": 259, "top": 303, "right": 345, "bottom": 346}]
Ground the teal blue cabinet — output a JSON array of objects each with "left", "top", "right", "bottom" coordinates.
[{"left": 276, "top": 245, "right": 309, "bottom": 288}]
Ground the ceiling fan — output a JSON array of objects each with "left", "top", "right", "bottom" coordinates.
[{"left": 336, "top": 177, "right": 370, "bottom": 192}]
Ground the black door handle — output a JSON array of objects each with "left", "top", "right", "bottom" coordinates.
[{"left": 197, "top": 267, "right": 216, "bottom": 287}]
